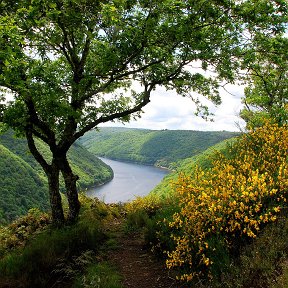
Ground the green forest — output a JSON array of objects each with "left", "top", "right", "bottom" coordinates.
[
  {"left": 0, "top": 130, "right": 113, "bottom": 223},
  {"left": 79, "top": 127, "right": 239, "bottom": 168}
]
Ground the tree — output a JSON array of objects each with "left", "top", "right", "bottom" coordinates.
[
  {"left": 0, "top": 0, "right": 286, "bottom": 224},
  {"left": 240, "top": 35, "right": 288, "bottom": 128}
]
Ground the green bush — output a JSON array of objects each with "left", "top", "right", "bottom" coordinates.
[
  {"left": 214, "top": 215, "right": 288, "bottom": 288},
  {"left": 0, "top": 196, "right": 114, "bottom": 287}
]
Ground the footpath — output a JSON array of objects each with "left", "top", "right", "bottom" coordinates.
[{"left": 105, "top": 219, "right": 186, "bottom": 288}]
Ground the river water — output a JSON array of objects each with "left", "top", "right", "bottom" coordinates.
[{"left": 86, "top": 158, "right": 169, "bottom": 203}]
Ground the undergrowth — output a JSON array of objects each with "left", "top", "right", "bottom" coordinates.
[
  {"left": 1, "top": 122, "right": 287, "bottom": 288},
  {"left": 0, "top": 194, "right": 123, "bottom": 288},
  {"left": 73, "top": 262, "right": 123, "bottom": 288}
]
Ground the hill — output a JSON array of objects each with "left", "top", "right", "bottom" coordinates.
[
  {"left": 79, "top": 127, "right": 240, "bottom": 168},
  {"left": 0, "top": 130, "right": 113, "bottom": 223},
  {"left": 0, "top": 144, "right": 48, "bottom": 223},
  {"left": 151, "top": 138, "right": 237, "bottom": 196}
]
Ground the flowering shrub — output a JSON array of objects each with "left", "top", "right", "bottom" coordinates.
[
  {"left": 164, "top": 122, "right": 288, "bottom": 282},
  {"left": 125, "top": 194, "right": 164, "bottom": 216}
]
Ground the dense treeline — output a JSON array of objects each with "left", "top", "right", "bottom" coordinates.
[
  {"left": 79, "top": 127, "right": 239, "bottom": 168},
  {"left": 0, "top": 144, "right": 48, "bottom": 223},
  {"left": 0, "top": 130, "right": 113, "bottom": 223}
]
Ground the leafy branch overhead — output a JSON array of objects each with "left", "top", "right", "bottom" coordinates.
[
  {"left": 0, "top": 1, "right": 265, "bottom": 142},
  {"left": 240, "top": 35, "right": 288, "bottom": 128}
]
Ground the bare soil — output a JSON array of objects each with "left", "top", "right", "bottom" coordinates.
[{"left": 105, "top": 219, "right": 188, "bottom": 288}]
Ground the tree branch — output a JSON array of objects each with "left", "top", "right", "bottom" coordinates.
[
  {"left": 26, "top": 128, "right": 51, "bottom": 173},
  {"left": 24, "top": 96, "right": 56, "bottom": 147},
  {"left": 73, "top": 84, "right": 153, "bottom": 140}
]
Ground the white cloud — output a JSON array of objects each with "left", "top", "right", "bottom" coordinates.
[{"left": 100, "top": 84, "right": 247, "bottom": 132}]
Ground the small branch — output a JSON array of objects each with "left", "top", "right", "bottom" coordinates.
[
  {"left": 26, "top": 128, "right": 50, "bottom": 173},
  {"left": 73, "top": 84, "right": 153, "bottom": 140}
]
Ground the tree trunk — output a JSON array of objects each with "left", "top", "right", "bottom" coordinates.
[
  {"left": 47, "top": 163, "right": 65, "bottom": 225},
  {"left": 59, "top": 155, "right": 80, "bottom": 223},
  {"left": 25, "top": 130, "right": 65, "bottom": 225}
]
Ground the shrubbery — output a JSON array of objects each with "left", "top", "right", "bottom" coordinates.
[
  {"left": 0, "top": 195, "right": 121, "bottom": 288},
  {"left": 161, "top": 122, "right": 288, "bottom": 282},
  {"left": 126, "top": 122, "right": 288, "bottom": 285}
]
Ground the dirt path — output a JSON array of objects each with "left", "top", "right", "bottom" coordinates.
[{"left": 105, "top": 219, "right": 186, "bottom": 288}]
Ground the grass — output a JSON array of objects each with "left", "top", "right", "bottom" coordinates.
[
  {"left": 1, "top": 195, "right": 288, "bottom": 288},
  {"left": 215, "top": 214, "right": 288, "bottom": 288},
  {"left": 73, "top": 262, "right": 123, "bottom": 288},
  {"left": 0, "top": 195, "right": 121, "bottom": 288}
]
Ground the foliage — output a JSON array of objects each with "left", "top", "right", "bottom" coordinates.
[
  {"left": 73, "top": 262, "right": 123, "bottom": 288},
  {"left": 0, "top": 144, "right": 49, "bottom": 224},
  {"left": 216, "top": 215, "right": 288, "bottom": 288},
  {"left": 240, "top": 34, "right": 288, "bottom": 128},
  {"left": 0, "top": 195, "right": 118, "bottom": 288},
  {"left": 1, "top": 0, "right": 286, "bottom": 222},
  {"left": 0, "top": 130, "right": 113, "bottom": 223},
  {"left": 0, "top": 129, "right": 113, "bottom": 189},
  {"left": 124, "top": 194, "right": 180, "bottom": 257},
  {"left": 124, "top": 194, "right": 165, "bottom": 232},
  {"left": 0, "top": 208, "right": 50, "bottom": 257},
  {"left": 79, "top": 127, "right": 239, "bottom": 168},
  {"left": 152, "top": 122, "right": 288, "bottom": 282},
  {"left": 151, "top": 138, "right": 238, "bottom": 197}
]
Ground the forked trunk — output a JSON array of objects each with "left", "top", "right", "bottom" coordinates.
[
  {"left": 59, "top": 156, "right": 80, "bottom": 223},
  {"left": 26, "top": 131, "right": 65, "bottom": 225},
  {"left": 47, "top": 163, "right": 65, "bottom": 225}
]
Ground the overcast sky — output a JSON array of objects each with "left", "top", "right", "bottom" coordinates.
[
  {"left": 101, "top": 83, "right": 247, "bottom": 132},
  {"left": 2, "top": 77, "right": 247, "bottom": 132}
]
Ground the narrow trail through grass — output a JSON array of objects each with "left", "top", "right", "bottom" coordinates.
[{"left": 103, "top": 218, "right": 185, "bottom": 288}]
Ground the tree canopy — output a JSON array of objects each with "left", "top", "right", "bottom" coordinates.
[
  {"left": 240, "top": 35, "right": 288, "bottom": 128},
  {"left": 0, "top": 0, "right": 287, "bottom": 224}
]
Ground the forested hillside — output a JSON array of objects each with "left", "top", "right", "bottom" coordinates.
[
  {"left": 0, "top": 144, "right": 48, "bottom": 223},
  {"left": 0, "top": 130, "right": 113, "bottom": 223},
  {"left": 79, "top": 127, "right": 239, "bottom": 168},
  {"left": 151, "top": 138, "right": 237, "bottom": 196}
]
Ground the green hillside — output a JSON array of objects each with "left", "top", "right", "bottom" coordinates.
[
  {"left": 0, "top": 144, "right": 48, "bottom": 223},
  {"left": 79, "top": 127, "right": 240, "bottom": 168},
  {"left": 151, "top": 138, "right": 237, "bottom": 197},
  {"left": 0, "top": 130, "right": 113, "bottom": 223}
]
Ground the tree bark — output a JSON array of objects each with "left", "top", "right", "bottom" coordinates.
[
  {"left": 59, "top": 155, "right": 80, "bottom": 223},
  {"left": 47, "top": 162, "right": 65, "bottom": 225},
  {"left": 26, "top": 129, "right": 65, "bottom": 225}
]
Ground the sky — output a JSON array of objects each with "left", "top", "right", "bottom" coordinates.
[
  {"left": 101, "top": 83, "right": 247, "bottom": 132},
  {"left": 1, "top": 75, "right": 247, "bottom": 133}
]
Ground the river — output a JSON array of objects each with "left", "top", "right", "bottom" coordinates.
[{"left": 86, "top": 158, "right": 169, "bottom": 203}]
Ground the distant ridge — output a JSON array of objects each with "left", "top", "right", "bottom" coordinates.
[{"left": 79, "top": 127, "right": 240, "bottom": 168}]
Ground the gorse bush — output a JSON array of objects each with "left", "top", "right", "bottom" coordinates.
[{"left": 157, "top": 122, "right": 288, "bottom": 282}]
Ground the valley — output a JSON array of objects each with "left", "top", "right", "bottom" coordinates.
[
  {"left": 0, "top": 127, "right": 238, "bottom": 224},
  {"left": 79, "top": 127, "right": 239, "bottom": 168}
]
